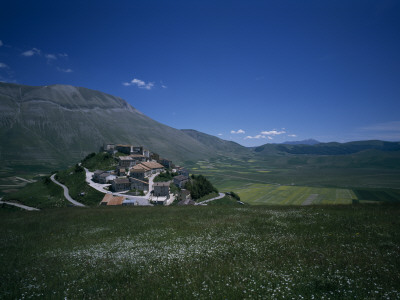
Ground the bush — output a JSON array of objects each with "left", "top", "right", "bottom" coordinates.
[
  {"left": 82, "top": 152, "right": 96, "bottom": 162},
  {"left": 154, "top": 171, "right": 173, "bottom": 182},
  {"left": 74, "top": 164, "right": 84, "bottom": 173},
  {"left": 42, "top": 176, "right": 51, "bottom": 185},
  {"left": 184, "top": 174, "right": 218, "bottom": 200},
  {"left": 229, "top": 191, "right": 240, "bottom": 201}
]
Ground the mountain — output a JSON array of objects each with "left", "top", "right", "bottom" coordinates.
[
  {"left": 181, "top": 129, "right": 248, "bottom": 155},
  {"left": 2, "top": 82, "right": 399, "bottom": 177},
  {"left": 282, "top": 139, "right": 320, "bottom": 145},
  {"left": 253, "top": 140, "right": 400, "bottom": 156},
  {"left": 0, "top": 82, "right": 232, "bottom": 173}
]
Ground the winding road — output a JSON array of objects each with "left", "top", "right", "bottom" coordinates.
[
  {"left": 0, "top": 198, "right": 40, "bottom": 211},
  {"left": 50, "top": 174, "right": 85, "bottom": 207},
  {"left": 196, "top": 193, "right": 225, "bottom": 205}
]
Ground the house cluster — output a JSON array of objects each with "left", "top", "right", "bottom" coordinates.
[{"left": 95, "top": 143, "right": 191, "bottom": 205}]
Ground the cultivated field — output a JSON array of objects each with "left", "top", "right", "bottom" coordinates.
[
  {"left": 187, "top": 157, "right": 400, "bottom": 205},
  {"left": 1, "top": 205, "right": 399, "bottom": 299},
  {"left": 232, "top": 184, "right": 355, "bottom": 205}
]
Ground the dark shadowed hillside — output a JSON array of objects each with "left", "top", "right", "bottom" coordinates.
[{"left": 0, "top": 83, "right": 225, "bottom": 172}]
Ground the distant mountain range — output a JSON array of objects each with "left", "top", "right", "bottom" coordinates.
[
  {"left": 254, "top": 140, "right": 400, "bottom": 156},
  {"left": 282, "top": 139, "right": 320, "bottom": 145},
  {"left": 1, "top": 82, "right": 399, "bottom": 173}
]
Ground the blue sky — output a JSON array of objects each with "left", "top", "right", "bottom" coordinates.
[{"left": 1, "top": 0, "right": 400, "bottom": 146}]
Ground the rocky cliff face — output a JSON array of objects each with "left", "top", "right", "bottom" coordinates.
[{"left": 0, "top": 83, "right": 213, "bottom": 172}]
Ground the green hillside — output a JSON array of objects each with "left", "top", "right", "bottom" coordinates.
[
  {"left": 181, "top": 129, "right": 248, "bottom": 156},
  {"left": 0, "top": 83, "right": 220, "bottom": 174}
]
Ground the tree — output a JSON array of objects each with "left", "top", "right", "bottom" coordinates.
[{"left": 184, "top": 174, "right": 218, "bottom": 200}]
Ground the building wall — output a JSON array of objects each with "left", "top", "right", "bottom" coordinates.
[
  {"left": 112, "top": 182, "right": 131, "bottom": 192},
  {"left": 154, "top": 185, "right": 169, "bottom": 196},
  {"left": 131, "top": 180, "right": 149, "bottom": 191},
  {"left": 131, "top": 171, "right": 145, "bottom": 180},
  {"left": 119, "top": 160, "right": 134, "bottom": 168}
]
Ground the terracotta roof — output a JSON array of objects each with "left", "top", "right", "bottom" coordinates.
[
  {"left": 130, "top": 168, "right": 145, "bottom": 173},
  {"left": 101, "top": 194, "right": 125, "bottom": 206},
  {"left": 132, "top": 164, "right": 151, "bottom": 171},
  {"left": 141, "top": 161, "right": 164, "bottom": 169}
]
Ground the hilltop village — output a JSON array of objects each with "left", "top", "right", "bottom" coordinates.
[{"left": 89, "top": 143, "right": 194, "bottom": 206}]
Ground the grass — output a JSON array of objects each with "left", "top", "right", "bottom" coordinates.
[
  {"left": 354, "top": 188, "right": 400, "bottom": 203},
  {"left": 1, "top": 166, "right": 105, "bottom": 209},
  {"left": 81, "top": 152, "right": 117, "bottom": 171},
  {"left": 186, "top": 156, "right": 400, "bottom": 205},
  {"left": 186, "top": 155, "right": 400, "bottom": 190},
  {"left": 56, "top": 167, "right": 105, "bottom": 206},
  {"left": 206, "top": 195, "right": 245, "bottom": 206},
  {"left": 195, "top": 192, "right": 219, "bottom": 202},
  {"left": 0, "top": 205, "right": 399, "bottom": 299},
  {"left": 2, "top": 177, "right": 66, "bottom": 208},
  {"left": 233, "top": 183, "right": 355, "bottom": 205}
]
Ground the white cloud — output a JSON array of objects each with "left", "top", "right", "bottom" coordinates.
[
  {"left": 123, "top": 78, "right": 154, "bottom": 90},
  {"left": 0, "top": 62, "right": 8, "bottom": 68},
  {"left": 231, "top": 129, "right": 245, "bottom": 134},
  {"left": 0, "top": 40, "right": 3, "bottom": 47},
  {"left": 288, "top": 134, "right": 297, "bottom": 137},
  {"left": 268, "top": 136, "right": 273, "bottom": 140},
  {"left": 45, "top": 54, "right": 57, "bottom": 60},
  {"left": 261, "top": 130, "right": 286, "bottom": 136},
  {"left": 21, "top": 48, "right": 41, "bottom": 57},
  {"left": 244, "top": 134, "right": 266, "bottom": 140},
  {"left": 57, "top": 67, "right": 73, "bottom": 73},
  {"left": 58, "top": 53, "right": 68, "bottom": 58},
  {"left": 217, "top": 133, "right": 223, "bottom": 136}
]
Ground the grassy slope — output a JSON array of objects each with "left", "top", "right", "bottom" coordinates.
[
  {"left": 2, "top": 177, "right": 66, "bottom": 208},
  {"left": 0, "top": 82, "right": 217, "bottom": 174},
  {"left": 56, "top": 166, "right": 104, "bottom": 206},
  {"left": 206, "top": 195, "right": 245, "bottom": 206},
  {"left": 0, "top": 205, "right": 399, "bottom": 299},
  {"left": 81, "top": 152, "right": 117, "bottom": 171}
]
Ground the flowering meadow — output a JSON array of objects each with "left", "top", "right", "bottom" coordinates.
[{"left": 1, "top": 205, "right": 399, "bottom": 299}]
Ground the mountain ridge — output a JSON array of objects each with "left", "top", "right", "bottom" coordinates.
[
  {"left": 1, "top": 82, "right": 399, "bottom": 175},
  {"left": 282, "top": 139, "right": 320, "bottom": 145},
  {"left": 0, "top": 82, "right": 216, "bottom": 172}
]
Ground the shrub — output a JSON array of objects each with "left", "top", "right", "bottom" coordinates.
[{"left": 185, "top": 174, "right": 218, "bottom": 200}]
